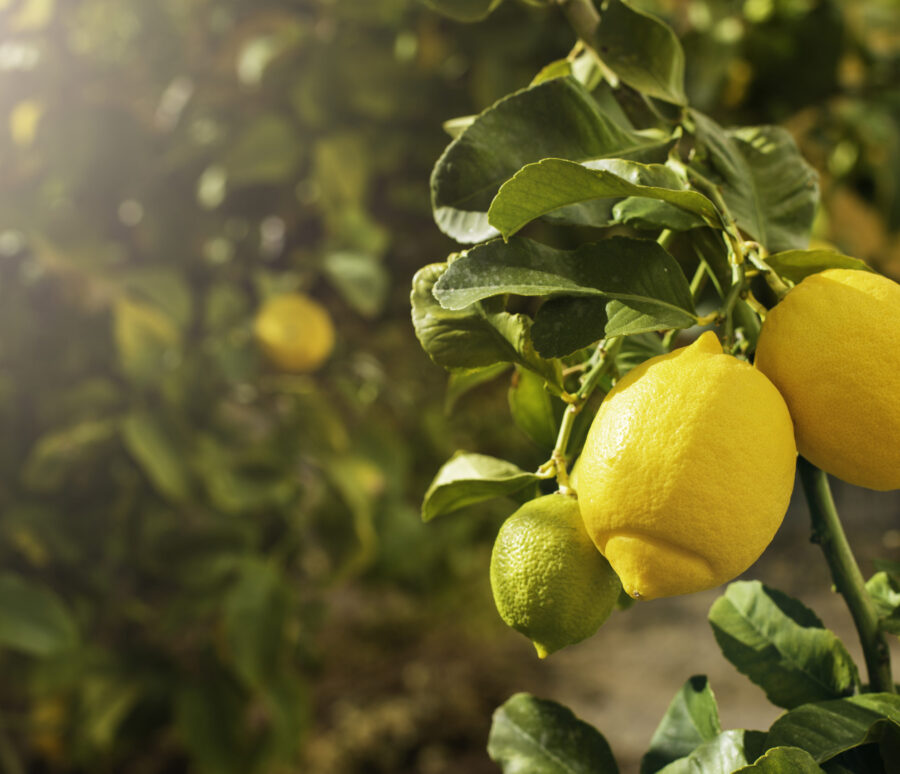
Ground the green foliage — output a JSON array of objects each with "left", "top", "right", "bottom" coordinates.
[
  {"left": 487, "top": 693, "right": 619, "bottom": 773},
  {"left": 709, "top": 582, "right": 860, "bottom": 710}
]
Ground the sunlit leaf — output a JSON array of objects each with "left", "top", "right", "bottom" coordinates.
[{"left": 764, "top": 250, "right": 873, "bottom": 285}]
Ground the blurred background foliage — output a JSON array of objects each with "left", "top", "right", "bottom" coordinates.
[{"left": 0, "top": 0, "right": 896, "bottom": 772}]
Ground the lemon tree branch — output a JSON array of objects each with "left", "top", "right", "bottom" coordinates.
[{"left": 798, "top": 457, "right": 895, "bottom": 694}]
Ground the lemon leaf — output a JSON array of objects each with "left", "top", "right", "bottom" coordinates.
[
  {"left": 641, "top": 676, "right": 722, "bottom": 774},
  {"left": 422, "top": 0, "right": 504, "bottom": 23},
  {"left": 488, "top": 693, "right": 619, "bottom": 774},
  {"left": 864, "top": 571, "right": 900, "bottom": 635},
  {"left": 732, "top": 747, "right": 825, "bottom": 773},
  {"left": 422, "top": 452, "right": 539, "bottom": 522},
  {"left": 0, "top": 573, "right": 78, "bottom": 657},
  {"left": 488, "top": 158, "right": 718, "bottom": 239},
  {"left": 433, "top": 237, "right": 696, "bottom": 337},
  {"left": 431, "top": 77, "right": 671, "bottom": 243},
  {"left": 765, "top": 250, "right": 873, "bottom": 284},
  {"left": 593, "top": 0, "right": 687, "bottom": 106},
  {"left": 766, "top": 694, "right": 900, "bottom": 763},
  {"left": 709, "top": 581, "right": 860, "bottom": 710},
  {"left": 655, "top": 729, "right": 759, "bottom": 774}
]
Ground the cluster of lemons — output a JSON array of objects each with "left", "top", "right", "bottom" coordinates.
[{"left": 491, "top": 268, "right": 900, "bottom": 658}]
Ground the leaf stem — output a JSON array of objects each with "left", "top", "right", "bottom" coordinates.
[
  {"left": 797, "top": 457, "right": 894, "bottom": 693},
  {"left": 551, "top": 337, "right": 622, "bottom": 492},
  {"left": 556, "top": 0, "right": 600, "bottom": 48}
]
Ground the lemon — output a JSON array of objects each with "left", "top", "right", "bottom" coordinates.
[
  {"left": 253, "top": 292, "right": 335, "bottom": 373},
  {"left": 755, "top": 268, "right": 900, "bottom": 491},
  {"left": 578, "top": 331, "right": 796, "bottom": 601},
  {"left": 490, "top": 493, "right": 621, "bottom": 658}
]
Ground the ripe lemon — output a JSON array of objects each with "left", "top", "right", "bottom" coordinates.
[
  {"left": 490, "top": 493, "right": 621, "bottom": 658},
  {"left": 755, "top": 268, "right": 900, "bottom": 491},
  {"left": 253, "top": 292, "right": 334, "bottom": 373},
  {"left": 577, "top": 331, "right": 796, "bottom": 601}
]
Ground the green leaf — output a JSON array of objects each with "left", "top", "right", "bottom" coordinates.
[
  {"left": 21, "top": 419, "right": 118, "bottom": 492},
  {"left": 615, "top": 332, "right": 666, "bottom": 376},
  {"left": 222, "top": 560, "right": 289, "bottom": 689},
  {"left": 0, "top": 573, "right": 78, "bottom": 656},
  {"left": 487, "top": 693, "right": 619, "bottom": 774},
  {"left": 422, "top": 0, "right": 504, "bottom": 23},
  {"left": 445, "top": 363, "right": 511, "bottom": 414},
  {"left": 593, "top": 0, "right": 687, "bottom": 105},
  {"left": 766, "top": 694, "right": 900, "bottom": 763},
  {"left": 508, "top": 367, "right": 559, "bottom": 449},
  {"left": 488, "top": 158, "right": 718, "bottom": 239},
  {"left": 432, "top": 77, "right": 672, "bottom": 243},
  {"left": 411, "top": 263, "right": 561, "bottom": 387},
  {"left": 764, "top": 251, "right": 873, "bottom": 285},
  {"left": 532, "top": 296, "right": 609, "bottom": 358},
  {"left": 656, "top": 729, "right": 754, "bottom": 774},
  {"left": 224, "top": 114, "right": 302, "bottom": 187},
  {"left": 433, "top": 237, "right": 696, "bottom": 339},
  {"left": 691, "top": 112, "right": 819, "bottom": 252},
  {"left": 641, "top": 676, "right": 722, "bottom": 774},
  {"left": 709, "top": 581, "right": 859, "bottom": 710},
  {"left": 865, "top": 571, "right": 900, "bottom": 635},
  {"left": 613, "top": 197, "right": 706, "bottom": 231},
  {"left": 121, "top": 411, "right": 191, "bottom": 502},
  {"left": 113, "top": 298, "right": 181, "bottom": 385},
  {"left": 733, "top": 747, "right": 825, "bottom": 773},
  {"left": 322, "top": 251, "right": 389, "bottom": 318},
  {"left": 421, "top": 452, "right": 539, "bottom": 522}
]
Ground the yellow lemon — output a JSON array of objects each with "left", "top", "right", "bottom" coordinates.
[
  {"left": 253, "top": 292, "right": 335, "bottom": 373},
  {"left": 490, "top": 493, "right": 621, "bottom": 658},
  {"left": 578, "top": 332, "right": 796, "bottom": 601},
  {"left": 755, "top": 268, "right": 900, "bottom": 491}
]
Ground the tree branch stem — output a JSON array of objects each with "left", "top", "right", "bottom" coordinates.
[{"left": 798, "top": 457, "right": 894, "bottom": 693}]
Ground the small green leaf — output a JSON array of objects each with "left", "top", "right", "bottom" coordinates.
[
  {"left": 613, "top": 197, "right": 706, "bottom": 231},
  {"left": 593, "top": 0, "right": 687, "bottom": 105},
  {"left": 322, "top": 251, "right": 389, "bottom": 318},
  {"left": 0, "top": 573, "right": 78, "bottom": 656},
  {"left": 488, "top": 693, "right": 619, "bottom": 774},
  {"left": 641, "top": 676, "right": 722, "bottom": 774},
  {"left": 508, "top": 367, "right": 560, "bottom": 449},
  {"left": 656, "top": 729, "right": 753, "bottom": 774},
  {"left": 709, "top": 581, "right": 860, "bottom": 710},
  {"left": 765, "top": 250, "right": 873, "bottom": 285},
  {"left": 114, "top": 298, "right": 181, "bottom": 385},
  {"left": 432, "top": 77, "right": 672, "bottom": 243},
  {"left": 224, "top": 114, "right": 302, "bottom": 187},
  {"left": 865, "top": 571, "right": 900, "bottom": 635},
  {"left": 422, "top": 0, "right": 504, "bottom": 23},
  {"left": 532, "top": 297, "right": 609, "bottom": 358},
  {"left": 733, "top": 747, "right": 825, "bottom": 773},
  {"left": 122, "top": 411, "right": 191, "bottom": 502},
  {"left": 422, "top": 452, "right": 539, "bottom": 522},
  {"left": 766, "top": 694, "right": 900, "bottom": 763},
  {"left": 411, "top": 263, "right": 561, "bottom": 387},
  {"left": 222, "top": 560, "right": 289, "bottom": 689},
  {"left": 445, "top": 363, "right": 511, "bottom": 414},
  {"left": 433, "top": 237, "right": 696, "bottom": 338},
  {"left": 615, "top": 333, "right": 666, "bottom": 376},
  {"left": 22, "top": 419, "right": 118, "bottom": 493},
  {"left": 691, "top": 112, "right": 819, "bottom": 252},
  {"left": 488, "top": 158, "right": 718, "bottom": 239}
]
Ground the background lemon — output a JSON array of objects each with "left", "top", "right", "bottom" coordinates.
[
  {"left": 490, "top": 493, "right": 621, "bottom": 658},
  {"left": 253, "top": 292, "right": 335, "bottom": 373},
  {"left": 755, "top": 268, "right": 900, "bottom": 491},
  {"left": 578, "top": 332, "right": 796, "bottom": 601}
]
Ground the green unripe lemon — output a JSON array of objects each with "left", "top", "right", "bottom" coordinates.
[{"left": 490, "top": 493, "right": 621, "bottom": 658}]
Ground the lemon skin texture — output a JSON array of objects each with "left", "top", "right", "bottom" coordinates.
[
  {"left": 755, "top": 268, "right": 900, "bottom": 491},
  {"left": 490, "top": 494, "right": 621, "bottom": 658},
  {"left": 578, "top": 331, "right": 796, "bottom": 601},
  {"left": 253, "top": 292, "right": 335, "bottom": 373}
]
